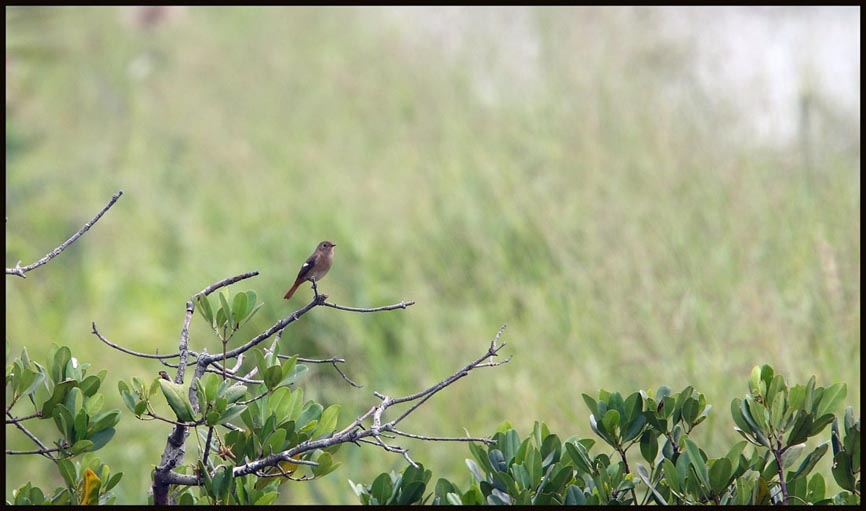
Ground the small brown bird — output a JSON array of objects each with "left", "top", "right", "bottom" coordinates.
[{"left": 283, "top": 241, "right": 336, "bottom": 300}]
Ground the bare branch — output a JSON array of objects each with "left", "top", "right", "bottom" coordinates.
[
  {"left": 158, "top": 327, "right": 510, "bottom": 489},
  {"left": 237, "top": 389, "right": 270, "bottom": 406},
  {"left": 6, "top": 190, "right": 123, "bottom": 278},
  {"left": 151, "top": 279, "right": 486, "bottom": 500},
  {"left": 201, "top": 426, "right": 215, "bottom": 468},
  {"left": 6, "top": 447, "right": 65, "bottom": 455},
  {"left": 235, "top": 327, "right": 509, "bottom": 474},
  {"left": 321, "top": 300, "right": 416, "bottom": 313},
  {"left": 92, "top": 323, "right": 182, "bottom": 360},
  {"left": 293, "top": 356, "right": 362, "bottom": 388},
  {"left": 6, "top": 411, "right": 57, "bottom": 461},
  {"left": 204, "top": 296, "right": 413, "bottom": 368},
  {"left": 390, "top": 428, "right": 495, "bottom": 444},
  {"left": 5, "top": 412, "right": 42, "bottom": 423},
  {"left": 194, "top": 271, "right": 260, "bottom": 299}
]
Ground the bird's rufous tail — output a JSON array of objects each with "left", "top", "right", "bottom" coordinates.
[{"left": 283, "top": 280, "right": 302, "bottom": 300}]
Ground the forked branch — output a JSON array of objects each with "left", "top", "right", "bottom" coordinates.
[
  {"left": 161, "top": 326, "right": 510, "bottom": 486},
  {"left": 6, "top": 190, "right": 123, "bottom": 278}
]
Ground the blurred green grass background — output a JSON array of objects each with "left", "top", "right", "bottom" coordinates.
[{"left": 6, "top": 6, "right": 860, "bottom": 504}]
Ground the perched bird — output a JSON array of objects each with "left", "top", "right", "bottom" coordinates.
[{"left": 283, "top": 241, "right": 336, "bottom": 300}]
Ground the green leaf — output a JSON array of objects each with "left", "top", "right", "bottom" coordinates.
[
  {"left": 296, "top": 401, "right": 324, "bottom": 431},
  {"left": 708, "top": 458, "right": 732, "bottom": 495},
  {"left": 65, "top": 387, "right": 84, "bottom": 417},
  {"left": 525, "top": 446, "right": 542, "bottom": 485},
  {"left": 789, "top": 443, "right": 827, "bottom": 481},
  {"left": 730, "top": 398, "right": 751, "bottom": 431},
  {"left": 51, "top": 346, "right": 72, "bottom": 383},
  {"left": 73, "top": 408, "right": 88, "bottom": 442},
  {"left": 564, "top": 441, "right": 592, "bottom": 474},
  {"left": 540, "top": 434, "right": 562, "bottom": 467},
  {"left": 263, "top": 366, "right": 283, "bottom": 391},
  {"left": 806, "top": 472, "right": 825, "bottom": 502},
  {"left": 501, "top": 429, "right": 520, "bottom": 464},
  {"left": 218, "top": 291, "right": 234, "bottom": 330},
  {"left": 465, "top": 459, "right": 484, "bottom": 482},
  {"left": 684, "top": 438, "right": 709, "bottom": 490},
  {"left": 245, "top": 290, "right": 258, "bottom": 314},
  {"left": 398, "top": 481, "right": 426, "bottom": 505},
  {"left": 370, "top": 473, "right": 394, "bottom": 505},
  {"left": 232, "top": 291, "right": 249, "bottom": 325},
  {"left": 202, "top": 372, "right": 220, "bottom": 403},
  {"left": 491, "top": 462, "right": 513, "bottom": 491},
  {"left": 624, "top": 392, "right": 643, "bottom": 422},
  {"left": 809, "top": 413, "right": 835, "bottom": 437},
  {"left": 88, "top": 410, "right": 120, "bottom": 434},
  {"left": 640, "top": 430, "right": 659, "bottom": 464},
  {"left": 102, "top": 471, "right": 123, "bottom": 493},
  {"left": 312, "top": 404, "right": 340, "bottom": 438},
  {"left": 211, "top": 465, "right": 233, "bottom": 500},
  {"left": 682, "top": 397, "right": 699, "bottom": 426},
  {"left": 785, "top": 410, "right": 811, "bottom": 447},
  {"left": 254, "top": 492, "right": 279, "bottom": 505},
  {"left": 223, "top": 384, "right": 247, "bottom": 404},
  {"left": 746, "top": 398, "right": 769, "bottom": 432},
  {"left": 581, "top": 394, "right": 598, "bottom": 416},
  {"left": 816, "top": 383, "right": 846, "bottom": 418},
  {"left": 278, "top": 363, "right": 308, "bottom": 388},
  {"left": 42, "top": 380, "right": 75, "bottom": 418},
  {"left": 831, "top": 451, "right": 855, "bottom": 491},
  {"left": 780, "top": 442, "right": 806, "bottom": 469},
  {"left": 265, "top": 387, "right": 290, "bottom": 418},
  {"left": 787, "top": 384, "right": 806, "bottom": 412},
  {"left": 70, "top": 439, "right": 93, "bottom": 454},
  {"left": 264, "top": 428, "right": 287, "bottom": 455},
  {"left": 21, "top": 370, "right": 46, "bottom": 399},
  {"left": 197, "top": 295, "right": 214, "bottom": 325},
  {"left": 601, "top": 409, "right": 620, "bottom": 438},
  {"left": 623, "top": 412, "right": 647, "bottom": 442},
  {"left": 84, "top": 393, "right": 104, "bottom": 417},
  {"left": 57, "top": 458, "right": 77, "bottom": 488},
  {"left": 769, "top": 391, "right": 786, "bottom": 431},
  {"left": 635, "top": 463, "right": 667, "bottom": 505},
  {"left": 158, "top": 379, "right": 196, "bottom": 422},
  {"left": 765, "top": 374, "right": 786, "bottom": 410},
  {"left": 487, "top": 488, "right": 511, "bottom": 505}
]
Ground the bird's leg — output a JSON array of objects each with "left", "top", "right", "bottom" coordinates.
[{"left": 310, "top": 277, "right": 327, "bottom": 303}]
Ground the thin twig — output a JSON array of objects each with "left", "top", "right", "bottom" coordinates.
[
  {"left": 205, "top": 296, "right": 413, "bottom": 369},
  {"left": 7, "top": 190, "right": 123, "bottom": 278},
  {"left": 6, "top": 411, "right": 57, "bottom": 461},
  {"left": 390, "top": 428, "right": 495, "bottom": 444},
  {"left": 92, "top": 323, "right": 182, "bottom": 359},
  {"left": 237, "top": 390, "right": 270, "bottom": 406},
  {"left": 6, "top": 447, "right": 64, "bottom": 455},
  {"left": 202, "top": 427, "right": 215, "bottom": 468},
  {"left": 5, "top": 412, "right": 41, "bottom": 423},
  {"left": 158, "top": 328, "right": 511, "bottom": 488},
  {"left": 282, "top": 355, "right": 362, "bottom": 388},
  {"left": 194, "top": 271, "right": 260, "bottom": 299},
  {"left": 203, "top": 366, "right": 262, "bottom": 385},
  {"left": 321, "top": 300, "right": 416, "bottom": 313}
]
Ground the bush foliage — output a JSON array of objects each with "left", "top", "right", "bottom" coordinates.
[{"left": 353, "top": 365, "right": 859, "bottom": 506}]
